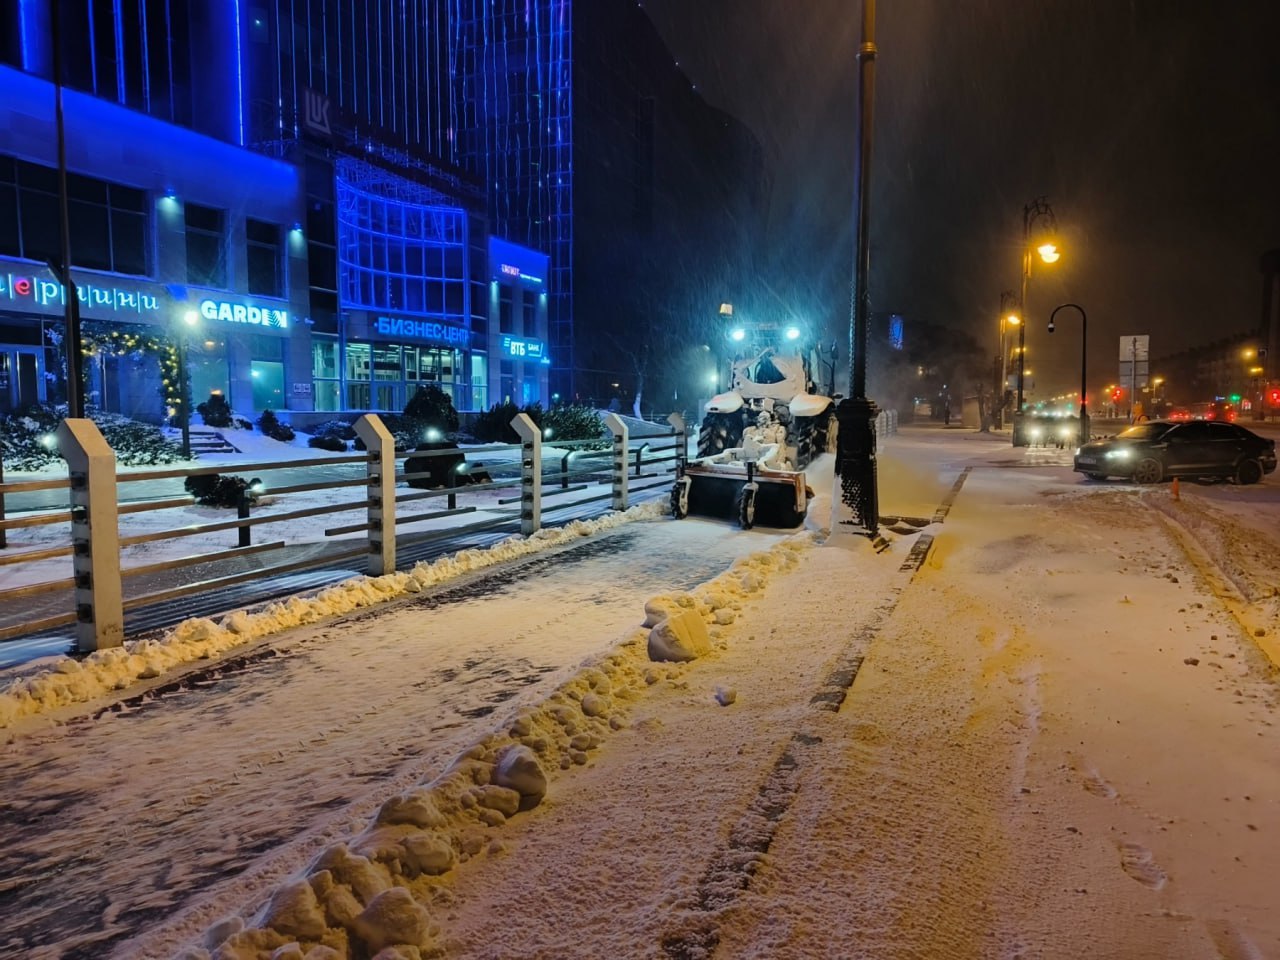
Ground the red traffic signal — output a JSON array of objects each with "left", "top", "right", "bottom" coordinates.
[
  {"left": 1111, "top": 388, "right": 1123, "bottom": 401},
  {"left": 1269, "top": 388, "right": 1280, "bottom": 406}
]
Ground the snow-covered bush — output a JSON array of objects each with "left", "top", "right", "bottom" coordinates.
[
  {"left": 1, "top": 406, "right": 182, "bottom": 469},
  {"left": 543, "top": 403, "right": 609, "bottom": 449},
  {"left": 472, "top": 400, "right": 545, "bottom": 443},
  {"left": 403, "top": 384, "right": 459, "bottom": 434},
  {"left": 257, "top": 408, "right": 296, "bottom": 442},
  {"left": 312, "top": 419, "right": 356, "bottom": 441},
  {"left": 184, "top": 473, "right": 261, "bottom": 508},
  {"left": 92, "top": 412, "right": 184, "bottom": 466},
  {"left": 307, "top": 434, "right": 347, "bottom": 451},
  {"left": 196, "top": 393, "right": 234, "bottom": 427},
  {"left": 0, "top": 407, "right": 63, "bottom": 471}
]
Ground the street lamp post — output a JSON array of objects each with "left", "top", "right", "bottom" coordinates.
[
  {"left": 1013, "top": 197, "right": 1060, "bottom": 444},
  {"left": 996, "top": 290, "right": 1018, "bottom": 429},
  {"left": 833, "top": 0, "right": 880, "bottom": 538},
  {"left": 1048, "top": 303, "right": 1089, "bottom": 445}
]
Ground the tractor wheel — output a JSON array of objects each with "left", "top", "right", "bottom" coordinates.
[
  {"left": 670, "top": 483, "right": 688, "bottom": 519},
  {"left": 697, "top": 412, "right": 744, "bottom": 459},
  {"left": 737, "top": 486, "right": 757, "bottom": 530}
]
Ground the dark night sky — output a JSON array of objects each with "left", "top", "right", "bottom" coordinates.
[{"left": 641, "top": 0, "right": 1280, "bottom": 400}]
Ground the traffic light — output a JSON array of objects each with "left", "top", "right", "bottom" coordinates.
[
  {"left": 1269, "top": 388, "right": 1280, "bottom": 407},
  {"left": 1112, "top": 387, "right": 1123, "bottom": 401}
]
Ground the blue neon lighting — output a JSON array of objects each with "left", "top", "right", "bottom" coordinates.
[{"left": 233, "top": 0, "right": 246, "bottom": 144}]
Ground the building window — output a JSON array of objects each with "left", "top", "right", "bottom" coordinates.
[
  {"left": 0, "top": 159, "right": 147, "bottom": 274},
  {"left": 499, "top": 288, "right": 514, "bottom": 333},
  {"left": 246, "top": 218, "right": 282, "bottom": 297},
  {"left": 186, "top": 203, "right": 226, "bottom": 287}
]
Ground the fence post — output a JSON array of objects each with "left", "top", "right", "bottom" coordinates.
[
  {"left": 511, "top": 413, "right": 541, "bottom": 535},
  {"left": 57, "top": 418, "right": 124, "bottom": 653},
  {"left": 354, "top": 414, "right": 396, "bottom": 576},
  {"left": 667, "top": 413, "right": 688, "bottom": 471},
  {"left": 604, "top": 413, "right": 629, "bottom": 511},
  {"left": 0, "top": 457, "right": 6, "bottom": 549},
  {"left": 561, "top": 451, "right": 572, "bottom": 490}
]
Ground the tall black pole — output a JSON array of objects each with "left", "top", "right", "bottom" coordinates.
[
  {"left": 1049, "top": 303, "right": 1089, "bottom": 445},
  {"left": 833, "top": 0, "right": 880, "bottom": 538},
  {"left": 51, "top": 0, "right": 84, "bottom": 418}
]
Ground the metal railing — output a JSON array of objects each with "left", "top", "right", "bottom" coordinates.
[{"left": 0, "top": 412, "right": 685, "bottom": 653}]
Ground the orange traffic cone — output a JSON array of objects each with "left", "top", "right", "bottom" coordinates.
[{"left": 1172, "top": 476, "right": 1180, "bottom": 501}]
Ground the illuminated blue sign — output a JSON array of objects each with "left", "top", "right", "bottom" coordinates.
[
  {"left": 501, "top": 335, "right": 546, "bottom": 360},
  {"left": 375, "top": 316, "right": 469, "bottom": 345},
  {"left": 0, "top": 268, "right": 162, "bottom": 316},
  {"left": 200, "top": 298, "right": 289, "bottom": 329},
  {"left": 488, "top": 237, "right": 548, "bottom": 286}
]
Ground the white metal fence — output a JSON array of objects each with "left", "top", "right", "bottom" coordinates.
[{"left": 0, "top": 413, "right": 685, "bottom": 653}]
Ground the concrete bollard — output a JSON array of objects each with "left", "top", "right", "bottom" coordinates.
[
  {"left": 354, "top": 414, "right": 397, "bottom": 576},
  {"left": 604, "top": 413, "right": 629, "bottom": 511},
  {"left": 57, "top": 418, "right": 124, "bottom": 653},
  {"left": 511, "top": 413, "right": 542, "bottom": 535}
]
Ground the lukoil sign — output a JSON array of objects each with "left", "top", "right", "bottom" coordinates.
[{"left": 200, "top": 298, "right": 289, "bottom": 329}]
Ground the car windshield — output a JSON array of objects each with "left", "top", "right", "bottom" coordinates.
[{"left": 1117, "top": 423, "right": 1172, "bottom": 441}]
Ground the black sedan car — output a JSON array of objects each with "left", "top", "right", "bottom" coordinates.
[{"left": 1072, "top": 419, "right": 1277, "bottom": 484}]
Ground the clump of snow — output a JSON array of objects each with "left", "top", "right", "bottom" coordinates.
[
  {"left": 187, "top": 534, "right": 811, "bottom": 959},
  {"left": 0, "top": 501, "right": 667, "bottom": 730},
  {"left": 647, "top": 607, "right": 712, "bottom": 661}
]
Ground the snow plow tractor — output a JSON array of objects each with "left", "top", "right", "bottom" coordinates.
[{"left": 671, "top": 329, "right": 837, "bottom": 529}]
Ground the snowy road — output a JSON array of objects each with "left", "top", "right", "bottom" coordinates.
[{"left": 0, "top": 515, "right": 788, "bottom": 960}]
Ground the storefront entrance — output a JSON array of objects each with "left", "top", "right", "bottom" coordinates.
[{"left": 0, "top": 347, "right": 44, "bottom": 414}]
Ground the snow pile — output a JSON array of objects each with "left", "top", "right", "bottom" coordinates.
[
  {"left": 0, "top": 502, "right": 667, "bottom": 730},
  {"left": 182, "top": 536, "right": 811, "bottom": 960}
]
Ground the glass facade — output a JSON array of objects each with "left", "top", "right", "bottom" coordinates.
[{"left": 451, "top": 0, "right": 574, "bottom": 396}]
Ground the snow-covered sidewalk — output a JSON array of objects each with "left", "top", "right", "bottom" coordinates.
[
  {"left": 7, "top": 426, "right": 1279, "bottom": 959},
  {"left": 166, "top": 429, "right": 1278, "bottom": 960}
]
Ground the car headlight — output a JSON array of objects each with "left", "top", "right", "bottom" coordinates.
[
  {"left": 1029, "top": 427, "right": 1043, "bottom": 439},
  {"left": 1104, "top": 448, "right": 1131, "bottom": 460},
  {"left": 1057, "top": 426, "right": 1073, "bottom": 439}
]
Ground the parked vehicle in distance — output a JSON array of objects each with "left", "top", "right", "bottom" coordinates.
[
  {"left": 1166, "top": 406, "right": 1192, "bottom": 421},
  {"left": 1073, "top": 419, "right": 1276, "bottom": 484},
  {"left": 1188, "top": 400, "right": 1238, "bottom": 422}
]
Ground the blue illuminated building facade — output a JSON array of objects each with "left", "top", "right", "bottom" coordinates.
[
  {"left": 0, "top": 0, "right": 550, "bottom": 421},
  {"left": 0, "top": 0, "right": 759, "bottom": 421}
]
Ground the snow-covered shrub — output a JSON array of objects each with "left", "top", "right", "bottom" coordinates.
[
  {"left": 257, "top": 408, "right": 296, "bottom": 442},
  {"left": 196, "top": 393, "right": 233, "bottom": 427},
  {"left": 543, "top": 403, "right": 609, "bottom": 449},
  {"left": 403, "top": 384, "right": 459, "bottom": 434},
  {"left": 312, "top": 419, "right": 356, "bottom": 441},
  {"left": 1, "top": 406, "right": 181, "bottom": 469},
  {"left": 92, "top": 412, "right": 184, "bottom": 465},
  {"left": 472, "top": 400, "right": 545, "bottom": 443},
  {"left": 307, "top": 434, "right": 347, "bottom": 451},
  {"left": 184, "top": 473, "right": 260, "bottom": 508},
  {"left": 0, "top": 407, "right": 63, "bottom": 471}
]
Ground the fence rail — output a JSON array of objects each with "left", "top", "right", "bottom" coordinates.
[{"left": 0, "top": 412, "right": 684, "bottom": 654}]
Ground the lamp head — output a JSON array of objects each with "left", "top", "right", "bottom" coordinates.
[
  {"left": 1048, "top": 319, "right": 1056, "bottom": 334},
  {"left": 1037, "top": 242, "right": 1060, "bottom": 264}
]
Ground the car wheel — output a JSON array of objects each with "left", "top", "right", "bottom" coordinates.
[
  {"left": 1085, "top": 472, "right": 1107, "bottom": 482},
  {"left": 1236, "top": 458, "right": 1263, "bottom": 485},
  {"left": 1133, "top": 458, "right": 1163, "bottom": 484}
]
